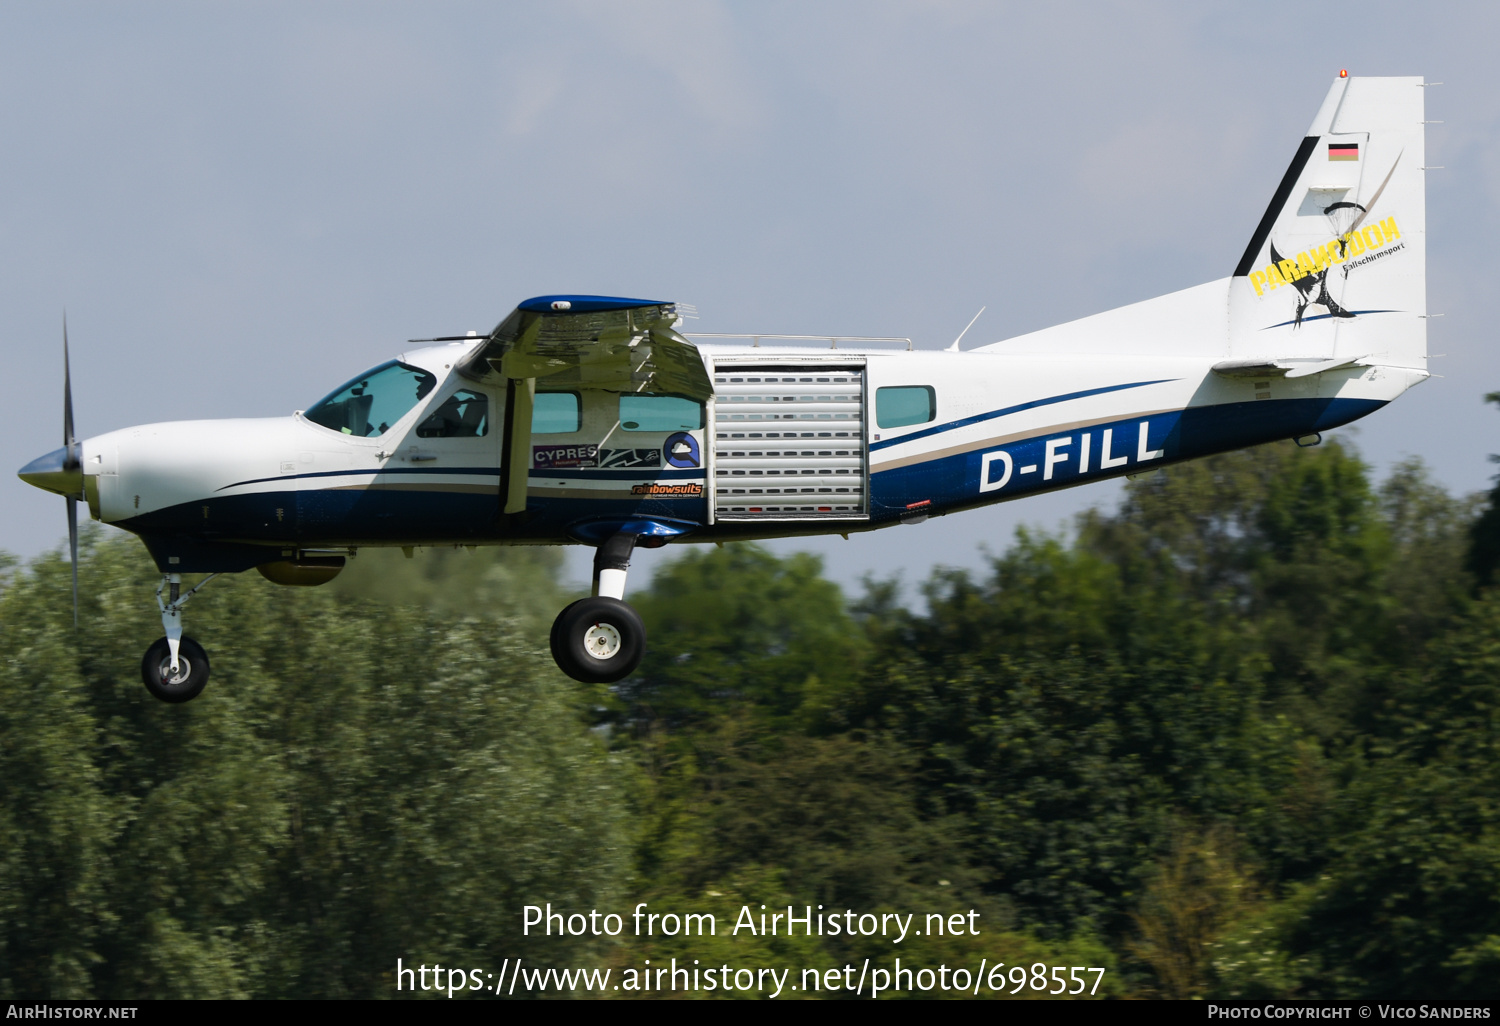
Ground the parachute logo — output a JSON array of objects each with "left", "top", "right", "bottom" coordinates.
[
  {"left": 1249, "top": 215, "right": 1403, "bottom": 326},
  {"left": 1247, "top": 151, "right": 1408, "bottom": 326},
  {"left": 1324, "top": 201, "right": 1366, "bottom": 257}
]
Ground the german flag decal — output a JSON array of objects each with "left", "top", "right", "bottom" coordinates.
[{"left": 1328, "top": 142, "right": 1359, "bottom": 161}]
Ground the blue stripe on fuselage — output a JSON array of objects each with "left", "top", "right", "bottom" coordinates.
[
  {"left": 219, "top": 466, "right": 497, "bottom": 491},
  {"left": 122, "top": 468, "right": 709, "bottom": 555},
  {"left": 868, "top": 396, "right": 1385, "bottom": 518},
  {"left": 869, "top": 378, "right": 1176, "bottom": 453},
  {"left": 218, "top": 465, "right": 703, "bottom": 492}
]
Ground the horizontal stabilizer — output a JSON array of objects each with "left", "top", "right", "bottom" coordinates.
[{"left": 1213, "top": 354, "right": 1373, "bottom": 379}]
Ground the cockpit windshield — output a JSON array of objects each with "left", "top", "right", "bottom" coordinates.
[{"left": 305, "top": 361, "right": 436, "bottom": 437}]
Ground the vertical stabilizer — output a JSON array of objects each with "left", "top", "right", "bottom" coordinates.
[{"left": 1229, "top": 75, "right": 1427, "bottom": 370}]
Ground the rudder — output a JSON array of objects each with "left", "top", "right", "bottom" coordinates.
[{"left": 1229, "top": 74, "right": 1428, "bottom": 370}]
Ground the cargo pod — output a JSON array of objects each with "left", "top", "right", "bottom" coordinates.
[{"left": 709, "top": 359, "right": 869, "bottom": 522}]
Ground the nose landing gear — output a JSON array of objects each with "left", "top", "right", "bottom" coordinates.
[
  {"left": 550, "top": 531, "right": 648, "bottom": 684},
  {"left": 141, "top": 635, "right": 211, "bottom": 703},
  {"left": 140, "top": 573, "right": 218, "bottom": 703}
]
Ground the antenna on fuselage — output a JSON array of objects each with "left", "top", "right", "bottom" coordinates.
[{"left": 947, "top": 306, "right": 986, "bottom": 352}]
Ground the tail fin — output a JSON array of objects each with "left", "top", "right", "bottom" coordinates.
[{"left": 1229, "top": 74, "right": 1428, "bottom": 369}]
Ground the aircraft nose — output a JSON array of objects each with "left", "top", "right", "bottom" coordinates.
[{"left": 18, "top": 446, "right": 83, "bottom": 497}]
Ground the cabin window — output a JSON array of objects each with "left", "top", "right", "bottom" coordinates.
[
  {"left": 533, "top": 392, "right": 581, "bottom": 434},
  {"left": 306, "top": 361, "right": 436, "bottom": 437},
  {"left": 875, "top": 385, "right": 936, "bottom": 428},
  {"left": 620, "top": 395, "right": 704, "bottom": 432},
  {"left": 417, "top": 389, "right": 488, "bottom": 437}
]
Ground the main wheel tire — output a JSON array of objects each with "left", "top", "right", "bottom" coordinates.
[
  {"left": 550, "top": 598, "right": 584, "bottom": 669},
  {"left": 140, "top": 636, "right": 211, "bottom": 703},
  {"left": 551, "top": 597, "right": 645, "bottom": 684}
]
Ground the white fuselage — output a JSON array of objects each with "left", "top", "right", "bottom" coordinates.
[{"left": 62, "top": 330, "right": 1422, "bottom": 573}]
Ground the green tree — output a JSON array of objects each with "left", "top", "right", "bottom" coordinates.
[
  {"left": 1130, "top": 823, "right": 1264, "bottom": 999},
  {"left": 329, "top": 544, "right": 574, "bottom": 632},
  {"left": 0, "top": 531, "right": 630, "bottom": 998},
  {"left": 618, "top": 544, "right": 868, "bottom": 731},
  {"left": 1379, "top": 458, "right": 1478, "bottom": 653},
  {"left": 842, "top": 441, "right": 1469, "bottom": 942},
  {"left": 0, "top": 617, "right": 118, "bottom": 998},
  {"left": 1467, "top": 392, "right": 1500, "bottom": 590}
]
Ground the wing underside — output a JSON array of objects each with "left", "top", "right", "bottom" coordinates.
[{"left": 455, "top": 296, "right": 712, "bottom": 399}]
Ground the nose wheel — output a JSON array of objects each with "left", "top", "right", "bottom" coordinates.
[
  {"left": 550, "top": 530, "right": 648, "bottom": 683},
  {"left": 141, "top": 635, "right": 211, "bottom": 703},
  {"left": 139, "top": 572, "right": 219, "bottom": 703}
]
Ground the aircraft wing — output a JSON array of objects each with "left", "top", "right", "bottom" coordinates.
[
  {"left": 455, "top": 295, "right": 712, "bottom": 400},
  {"left": 455, "top": 295, "right": 711, "bottom": 514}
]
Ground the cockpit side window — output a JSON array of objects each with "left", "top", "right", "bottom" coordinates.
[
  {"left": 417, "top": 389, "right": 488, "bottom": 438},
  {"left": 305, "top": 361, "right": 436, "bottom": 437}
]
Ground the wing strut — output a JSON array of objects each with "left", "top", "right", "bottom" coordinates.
[{"left": 502, "top": 377, "right": 534, "bottom": 515}]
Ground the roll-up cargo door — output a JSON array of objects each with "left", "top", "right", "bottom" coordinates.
[{"left": 710, "top": 363, "right": 868, "bottom": 522}]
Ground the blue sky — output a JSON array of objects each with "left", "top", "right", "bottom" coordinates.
[{"left": 5, "top": 1, "right": 1495, "bottom": 594}]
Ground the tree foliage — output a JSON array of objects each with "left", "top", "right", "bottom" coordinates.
[
  {"left": 1467, "top": 392, "right": 1500, "bottom": 589},
  {"left": 0, "top": 536, "right": 627, "bottom": 998}
]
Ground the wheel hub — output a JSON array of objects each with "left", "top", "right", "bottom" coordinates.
[
  {"left": 157, "top": 657, "right": 192, "bottom": 685},
  {"left": 582, "top": 621, "right": 622, "bottom": 660}
]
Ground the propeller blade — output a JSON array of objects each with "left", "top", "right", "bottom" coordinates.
[
  {"left": 64, "top": 317, "right": 80, "bottom": 625},
  {"left": 67, "top": 495, "right": 78, "bottom": 627},
  {"left": 63, "top": 315, "right": 78, "bottom": 471}
]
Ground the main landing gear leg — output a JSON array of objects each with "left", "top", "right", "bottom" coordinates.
[
  {"left": 550, "top": 532, "right": 646, "bottom": 684},
  {"left": 141, "top": 572, "right": 218, "bottom": 703}
]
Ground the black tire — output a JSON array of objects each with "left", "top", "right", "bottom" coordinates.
[
  {"left": 550, "top": 598, "right": 584, "bottom": 669},
  {"left": 140, "top": 636, "right": 211, "bottom": 703},
  {"left": 551, "top": 597, "right": 645, "bottom": 684}
]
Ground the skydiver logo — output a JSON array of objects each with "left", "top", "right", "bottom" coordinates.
[
  {"left": 1249, "top": 215, "right": 1404, "bottom": 325},
  {"left": 1251, "top": 216, "right": 1403, "bottom": 294}
]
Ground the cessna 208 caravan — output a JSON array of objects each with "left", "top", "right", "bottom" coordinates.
[{"left": 20, "top": 73, "right": 1432, "bottom": 702}]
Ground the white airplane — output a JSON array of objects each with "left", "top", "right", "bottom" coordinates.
[{"left": 20, "top": 72, "right": 1430, "bottom": 702}]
